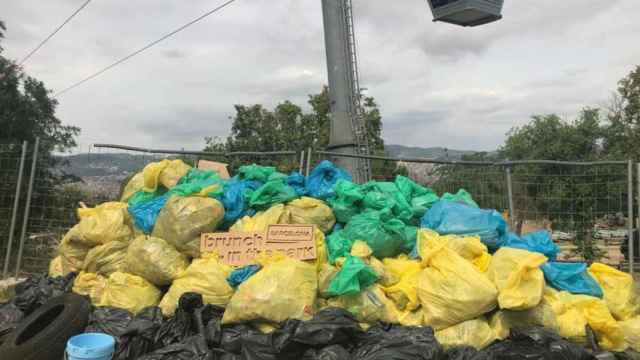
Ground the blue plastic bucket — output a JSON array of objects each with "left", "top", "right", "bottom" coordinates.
[{"left": 66, "top": 333, "right": 115, "bottom": 360}]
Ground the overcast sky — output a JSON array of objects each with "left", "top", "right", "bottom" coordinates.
[{"left": 2, "top": 0, "right": 639, "bottom": 153}]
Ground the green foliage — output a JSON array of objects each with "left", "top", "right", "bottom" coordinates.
[
  {"left": 204, "top": 86, "right": 400, "bottom": 178},
  {"left": 602, "top": 66, "right": 640, "bottom": 160},
  {"left": 0, "top": 22, "right": 81, "bottom": 239}
]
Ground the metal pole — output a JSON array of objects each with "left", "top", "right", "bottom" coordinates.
[
  {"left": 632, "top": 161, "right": 640, "bottom": 277},
  {"left": 321, "top": 0, "right": 359, "bottom": 179},
  {"left": 299, "top": 150, "right": 305, "bottom": 174},
  {"left": 505, "top": 165, "right": 515, "bottom": 231},
  {"left": 15, "top": 137, "right": 39, "bottom": 277},
  {"left": 2, "top": 141, "right": 28, "bottom": 279},
  {"left": 628, "top": 160, "right": 634, "bottom": 276},
  {"left": 306, "top": 148, "right": 312, "bottom": 177}
]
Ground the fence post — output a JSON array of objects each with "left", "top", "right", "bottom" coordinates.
[
  {"left": 299, "top": 150, "right": 305, "bottom": 174},
  {"left": 306, "top": 148, "right": 312, "bottom": 177},
  {"left": 2, "top": 141, "right": 28, "bottom": 279},
  {"left": 15, "top": 137, "right": 39, "bottom": 277},
  {"left": 628, "top": 160, "right": 635, "bottom": 276},
  {"left": 505, "top": 165, "right": 515, "bottom": 230}
]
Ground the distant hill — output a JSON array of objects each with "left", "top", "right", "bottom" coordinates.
[
  {"left": 385, "top": 145, "right": 478, "bottom": 160},
  {"left": 57, "top": 153, "right": 164, "bottom": 178},
  {"left": 56, "top": 145, "right": 493, "bottom": 179}
]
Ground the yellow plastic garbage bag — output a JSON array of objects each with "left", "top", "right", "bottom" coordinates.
[
  {"left": 318, "top": 263, "right": 338, "bottom": 298},
  {"left": 49, "top": 256, "right": 64, "bottom": 277},
  {"left": 125, "top": 235, "right": 189, "bottom": 286},
  {"left": 58, "top": 226, "right": 93, "bottom": 274},
  {"left": 350, "top": 240, "right": 373, "bottom": 259},
  {"left": 327, "top": 286, "right": 386, "bottom": 324},
  {"left": 489, "top": 298, "right": 560, "bottom": 340},
  {"left": 588, "top": 262, "right": 639, "bottom": 321},
  {"left": 73, "top": 272, "right": 107, "bottom": 304},
  {"left": 488, "top": 247, "right": 546, "bottom": 310},
  {"left": 143, "top": 159, "right": 192, "bottom": 192},
  {"left": 222, "top": 254, "right": 317, "bottom": 324},
  {"left": 160, "top": 252, "right": 234, "bottom": 316},
  {"left": 368, "top": 257, "right": 396, "bottom": 287},
  {"left": 382, "top": 255, "right": 422, "bottom": 311},
  {"left": 100, "top": 272, "right": 161, "bottom": 315},
  {"left": 417, "top": 229, "right": 491, "bottom": 272},
  {"left": 120, "top": 172, "right": 145, "bottom": 202},
  {"left": 418, "top": 236, "right": 498, "bottom": 330},
  {"left": 370, "top": 285, "right": 424, "bottom": 326},
  {"left": 230, "top": 204, "right": 328, "bottom": 271},
  {"left": 75, "top": 202, "right": 133, "bottom": 246},
  {"left": 436, "top": 317, "right": 496, "bottom": 350},
  {"left": 230, "top": 204, "right": 289, "bottom": 232},
  {"left": 545, "top": 287, "right": 627, "bottom": 351},
  {"left": 285, "top": 197, "right": 336, "bottom": 233},
  {"left": 152, "top": 195, "right": 224, "bottom": 257},
  {"left": 620, "top": 316, "right": 640, "bottom": 352},
  {"left": 82, "top": 241, "right": 128, "bottom": 277}
]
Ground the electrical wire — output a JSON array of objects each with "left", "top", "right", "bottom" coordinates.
[
  {"left": 19, "top": 0, "right": 92, "bottom": 65},
  {"left": 54, "top": 0, "right": 237, "bottom": 98}
]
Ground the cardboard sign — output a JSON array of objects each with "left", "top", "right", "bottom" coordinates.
[
  {"left": 198, "top": 160, "right": 230, "bottom": 179},
  {"left": 201, "top": 225, "right": 316, "bottom": 266}
]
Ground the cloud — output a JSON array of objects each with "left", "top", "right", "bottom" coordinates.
[{"left": 0, "top": 0, "right": 638, "bottom": 154}]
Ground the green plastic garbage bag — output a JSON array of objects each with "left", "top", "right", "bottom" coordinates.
[
  {"left": 361, "top": 182, "right": 413, "bottom": 224},
  {"left": 169, "top": 168, "right": 224, "bottom": 197},
  {"left": 249, "top": 179, "right": 297, "bottom": 209},
  {"left": 440, "top": 189, "right": 478, "bottom": 208},
  {"left": 328, "top": 255, "right": 379, "bottom": 296},
  {"left": 395, "top": 176, "right": 440, "bottom": 218},
  {"left": 329, "top": 180, "right": 364, "bottom": 223},
  {"left": 342, "top": 210, "right": 408, "bottom": 258},
  {"left": 327, "top": 227, "right": 353, "bottom": 265},
  {"left": 238, "top": 164, "right": 276, "bottom": 182}
]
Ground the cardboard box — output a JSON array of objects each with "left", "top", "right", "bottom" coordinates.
[{"left": 198, "top": 160, "right": 230, "bottom": 179}]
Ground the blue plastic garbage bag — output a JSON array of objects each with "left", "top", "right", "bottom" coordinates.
[
  {"left": 305, "top": 160, "right": 352, "bottom": 200},
  {"left": 286, "top": 172, "right": 307, "bottom": 196},
  {"left": 128, "top": 193, "right": 170, "bottom": 234},
  {"left": 504, "top": 231, "right": 559, "bottom": 260},
  {"left": 541, "top": 262, "right": 604, "bottom": 298},
  {"left": 217, "top": 178, "right": 262, "bottom": 224},
  {"left": 420, "top": 200, "right": 508, "bottom": 251},
  {"left": 226, "top": 265, "right": 261, "bottom": 288}
]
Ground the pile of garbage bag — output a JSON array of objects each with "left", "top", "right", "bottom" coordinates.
[{"left": 2, "top": 158, "right": 639, "bottom": 358}]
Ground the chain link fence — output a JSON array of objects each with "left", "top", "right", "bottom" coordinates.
[{"left": 0, "top": 140, "right": 637, "bottom": 278}]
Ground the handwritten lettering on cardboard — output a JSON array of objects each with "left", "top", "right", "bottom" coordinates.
[{"left": 200, "top": 224, "right": 316, "bottom": 266}]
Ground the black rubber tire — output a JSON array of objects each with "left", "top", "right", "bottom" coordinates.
[{"left": 0, "top": 293, "right": 90, "bottom": 360}]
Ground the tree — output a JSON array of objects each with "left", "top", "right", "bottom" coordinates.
[
  {"left": 603, "top": 66, "right": 640, "bottom": 160},
  {"left": 0, "top": 21, "right": 80, "bottom": 244},
  {"left": 500, "top": 110, "right": 610, "bottom": 261},
  {"left": 204, "top": 87, "right": 401, "bottom": 179},
  {"left": 0, "top": 22, "right": 79, "bottom": 153}
]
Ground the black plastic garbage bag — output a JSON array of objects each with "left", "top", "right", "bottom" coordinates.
[
  {"left": 85, "top": 306, "right": 133, "bottom": 337},
  {"left": 200, "top": 304, "right": 225, "bottom": 347},
  {"left": 303, "top": 345, "right": 351, "bottom": 360},
  {"left": 137, "top": 335, "right": 213, "bottom": 360},
  {"left": 13, "top": 273, "right": 76, "bottom": 315},
  {"left": 240, "top": 320, "right": 307, "bottom": 360},
  {"left": 353, "top": 325, "right": 444, "bottom": 360},
  {"left": 445, "top": 347, "right": 478, "bottom": 360},
  {"left": 471, "top": 327, "right": 593, "bottom": 360},
  {"left": 0, "top": 303, "right": 23, "bottom": 342},
  {"left": 117, "top": 307, "right": 164, "bottom": 360},
  {"left": 221, "top": 324, "right": 260, "bottom": 354},
  {"left": 292, "top": 308, "right": 363, "bottom": 349},
  {"left": 154, "top": 293, "right": 203, "bottom": 349}
]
